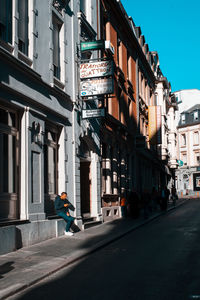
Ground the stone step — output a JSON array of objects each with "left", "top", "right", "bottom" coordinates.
[{"left": 83, "top": 220, "right": 102, "bottom": 230}]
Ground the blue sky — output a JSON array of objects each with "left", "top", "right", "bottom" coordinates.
[{"left": 121, "top": 0, "right": 200, "bottom": 92}]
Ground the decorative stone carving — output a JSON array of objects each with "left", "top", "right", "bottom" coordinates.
[
  {"left": 31, "top": 121, "right": 42, "bottom": 146},
  {"left": 52, "top": 0, "right": 69, "bottom": 15}
]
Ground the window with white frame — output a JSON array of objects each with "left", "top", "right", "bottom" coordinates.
[
  {"left": 193, "top": 111, "right": 198, "bottom": 121},
  {"left": 182, "top": 153, "right": 187, "bottom": 165},
  {"left": 181, "top": 133, "right": 186, "bottom": 146},
  {"left": 18, "top": 0, "right": 29, "bottom": 55},
  {"left": 80, "top": 0, "right": 87, "bottom": 17},
  {"left": 0, "top": 106, "right": 19, "bottom": 220},
  {"left": 44, "top": 124, "right": 60, "bottom": 216},
  {"left": 181, "top": 113, "right": 185, "bottom": 124},
  {"left": 195, "top": 153, "right": 200, "bottom": 165},
  {"left": 0, "top": 0, "right": 12, "bottom": 43},
  {"left": 52, "top": 14, "right": 62, "bottom": 80},
  {"left": 193, "top": 131, "right": 199, "bottom": 145}
]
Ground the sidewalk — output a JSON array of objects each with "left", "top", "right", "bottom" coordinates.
[{"left": 0, "top": 198, "right": 186, "bottom": 300}]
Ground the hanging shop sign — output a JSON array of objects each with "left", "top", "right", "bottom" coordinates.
[
  {"left": 80, "top": 40, "right": 115, "bottom": 55},
  {"left": 82, "top": 108, "right": 105, "bottom": 119},
  {"left": 80, "top": 78, "right": 114, "bottom": 97},
  {"left": 80, "top": 60, "right": 113, "bottom": 79},
  {"left": 177, "top": 160, "right": 184, "bottom": 167},
  {"left": 81, "top": 40, "right": 105, "bottom": 52}
]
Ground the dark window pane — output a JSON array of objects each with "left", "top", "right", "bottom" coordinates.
[
  {"left": 52, "top": 16, "right": 61, "bottom": 79},
  {"left": 80, "top": 0, "right": 86, "bottom": 15},
  {"left": 0, "top": 108, "right": 8, "bottom": 125},
  {"left": 18, "top": 0, "right": 28, "bottom": 55},
  {"left": 44, "top": 128, "right": 58, "bottom": 195},
  {"left": 3, "top": 133, "right": 8, "bottom": 192},
  {"left": 0, "top": 0, "right": 12, "bottom": 43}
]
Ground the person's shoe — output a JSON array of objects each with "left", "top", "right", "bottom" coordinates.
[{"left": 64, "top": 231, "right": 74, "bottom": 236}]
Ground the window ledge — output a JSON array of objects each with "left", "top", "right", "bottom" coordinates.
[
  {"left": 53, "top": 76, "right": 65, "bottom": 90},
  {"left": 0, "top": 39, "right": 14, "bottom": 53},
  {"left": 18, "top": 50, "right": 33, "bottom": 66}
]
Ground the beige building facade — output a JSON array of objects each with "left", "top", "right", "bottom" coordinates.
[{"left": 176, "top": 105, "right": 200, "bottom": 195}]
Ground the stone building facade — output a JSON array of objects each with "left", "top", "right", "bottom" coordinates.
[{"left": 0, "top": 0, "right": 174, "bottom": 254}]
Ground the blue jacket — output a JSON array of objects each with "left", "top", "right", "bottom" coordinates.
[{"left": 54, "top": 195, "right": 69, "bottom": 214}]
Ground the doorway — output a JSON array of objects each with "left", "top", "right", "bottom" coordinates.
[{"left": 80, "top": 161, "right": 91, "bottom": 215}]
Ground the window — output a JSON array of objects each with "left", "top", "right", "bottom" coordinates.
[
  {"left": 181, "top": 134, "right": 186, "bottom": 146},
  {"left": 196, "top": 154, "right": 200, "bottom": 165},
  {"left": 44, "top": 124, "right": 60, "bottom": 216},
  {"left": 141, "top": 74, "right": 144, "bottom": 97},
  {"left": 193, "top": 131, "right": 199, "bottom": 145},
  {"left": 117, "top": 35, "right": 122, "bottom": 69},
  {"left": 155, "top": 93, "right": 158, "bottom": 105},
  {"left": 44, "top": 128, "right": 58, "bottom": 195},
  {"left": 18, "top": 0, "right": 28, "bottom": 55},
  {"left": 0, "top": 0, "right": 12, "bottom": 43},
  {"left": 0, "top": 107, "right": 19, "bottom": 220},
  {"left": 52, "top": 14, "right": 62, "bottom": 80},
  {"left": 182, "top": 153, "right": 187, "bottom": 166},
  {"left": 181, "top": 114, "right": 185, "bottom": 124},
  {"left": 193, "top": 111, "right": 198, "bottom": 121},
  {"left": 127, "top": 51, "right": 131, "bottom": 81},
  {"left": 80, "top": 0, "right": 87, "bottom": 16}
]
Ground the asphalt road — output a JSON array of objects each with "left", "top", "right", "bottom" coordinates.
[{"left": 9, "top": 199, "right": 200, "bottom": 300}]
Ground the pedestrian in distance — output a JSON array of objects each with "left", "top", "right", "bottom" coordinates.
[
  {"left": 160, "top": 188, "right": 166, "bottom": 211},
  {"left": 54, "top": 192, "right": 75, "bottom": 236},
  {"left": 165, "top": 186, "right": 170, "bottom": 208},
  {"left": 120, "top": 193, "right": 127, "bottom": 218},
  {"left": 128, "top": 189, "right": 140, "bottom": 218},
  {"left": 160, "top": 186, "right": 169, "bottom": 211},
  {"left": 151, "top": 187, "right": 158, "bottom": 211},
  {"left": 171, "top": 186, "right": 178, "bottom": 206}
]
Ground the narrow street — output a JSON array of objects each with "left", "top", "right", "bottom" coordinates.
[{"left": 8, "top": 199, "right": 200, "bottom": 300}]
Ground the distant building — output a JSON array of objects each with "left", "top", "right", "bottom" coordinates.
[
  {"left": 152, "top": 52, "right": 178, "bottom": 188},
  {"left": 176, "top": 104, "right": 200, "bottom": 196},
  {"left": 174, "top": 89, "right": 200, "bottom": 126}
]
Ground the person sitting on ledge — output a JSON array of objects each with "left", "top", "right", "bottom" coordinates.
[{"left": 54, "top": 192, "right": 75, "bottom": 236}]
